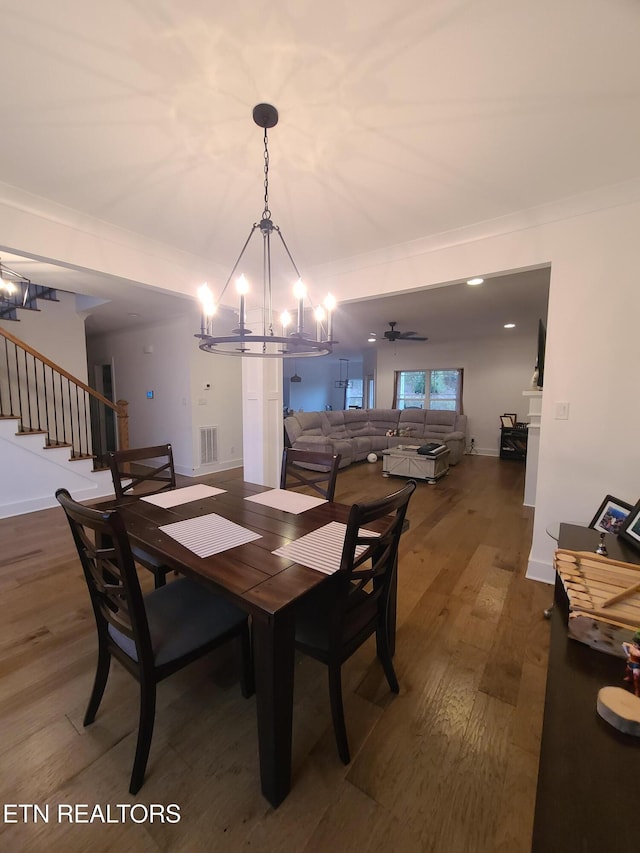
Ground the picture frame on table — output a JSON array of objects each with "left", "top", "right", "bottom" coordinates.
[
  {"left": 619, "top": 500, "right": 640, "bottom": 551},
  {"left": 500, "top": 415, "right": 514, "bottom": 428},
  {"left": 589, "top": 495, "right": 633, "bottom": 535},
  {"left": 503, "top": 413, "right": 517, "bottom": 426}
]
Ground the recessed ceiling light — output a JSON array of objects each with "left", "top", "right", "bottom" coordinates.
[
  {"left": 467, "top": 277, "right": 484, "bottom": 286},
  {"left": 128, "top": 312, "right": 140, "bottom": 317},
  {"left": 504, "top": 323, "right": 516, "bottom": 329},
  {"left": 367, "top": 337, "right": 376, "bottom": 343}
]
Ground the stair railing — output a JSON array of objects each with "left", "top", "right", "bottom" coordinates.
[{"left": 0, "top": 326, "right": 128, "bottom": 467}]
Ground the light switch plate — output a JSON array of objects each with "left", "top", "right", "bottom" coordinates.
[{"left": 555, "top": 401, "right": 569, "bottom": 419}]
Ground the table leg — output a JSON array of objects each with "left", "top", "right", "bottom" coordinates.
[{"left": 252, "top": 608, "right": 296, "bottom": 808}]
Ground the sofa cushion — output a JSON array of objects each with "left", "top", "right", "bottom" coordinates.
[
  {"left": 365, "top": 409, "right": 399, "bottom": 435},
  {"left": 296, "top": 412, "right": 323, "bottom": 431},
  {"left": 284, "top": 416, "right": 303, "bottom": 443},
  {"left": 322, "top": 411, "right": 347, "bottom": 437},
  {"left": 424, "top": 410, "right": 458, "bottom": 428}
]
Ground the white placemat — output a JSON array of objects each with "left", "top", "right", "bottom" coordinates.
[
  {"left": 159, "top": 512, "right": 261, "bottom": 558},
  {"left": 244, "top": 489, "right": 327, "bottom": 514},
  {"left": 141, "top": 484, "right": 226, "bottom": 508},
  {"left": 272, "top": 521, "right": 380, "bottom": 575}
]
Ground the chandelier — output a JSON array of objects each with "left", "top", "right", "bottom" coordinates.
[{"left": 196, "top": 104, "right": 337, "bottom": 358}]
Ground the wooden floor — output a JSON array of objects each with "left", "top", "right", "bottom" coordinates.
[{"left": 0, "top": 455, "right": 551, "bottom": 852}]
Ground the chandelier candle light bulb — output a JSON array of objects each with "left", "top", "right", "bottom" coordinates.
[
  {"left": 235, "top": 275, "right": 250, "bottom": 334},
  {"left": 293, "top": 279, "right": 306, "bottom": 335}
]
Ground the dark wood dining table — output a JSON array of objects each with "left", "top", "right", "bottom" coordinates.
[{"left": 97, "top": 477, "right": 388, "bottom": 808}]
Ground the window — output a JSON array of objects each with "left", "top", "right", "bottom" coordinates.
[
  {"left": 393, "top": 369, "right": 463, "bottom": 412},
  {"left": 345, "top": 378, "right": 363, "bottom": 409}
]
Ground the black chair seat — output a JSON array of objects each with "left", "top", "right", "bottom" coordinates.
[
  {"left": 108, "top": 577, "right": 249, "bottom": 668},
  {"left": 295, "top": 584, "right": 374, "bottom": 656}
]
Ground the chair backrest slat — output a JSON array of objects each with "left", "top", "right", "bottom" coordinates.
[
  {"left": 56, "top": 488, "right": 153, "bottom": 662},
  {"left": 108, "top": 444, "right": 176, "bottom": 500},
  {"left": 280, "top": 448, "right": 341, "bottom": 501},
  {"left": 337, "top": 480, "right": 416, "bottom": 620}
]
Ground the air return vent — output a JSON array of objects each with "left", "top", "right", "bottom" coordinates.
[{"left": 199, "top": 426, "right": 218, "bottom": 465}]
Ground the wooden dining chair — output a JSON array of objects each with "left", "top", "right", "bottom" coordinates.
[
  {"left": 280, "top": 447, "right": 342, "bottom": 501},
  {"left": 294, "top": 479, "right": 416, "bottom": 764},
  {"left": 107, "top": 444, "right": 176, "bottom": 588},
  {"left": 56, "top": 487, "right": 253, "bottom": 796}
]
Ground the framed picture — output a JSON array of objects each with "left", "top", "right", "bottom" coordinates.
[
  {"left": 503, "top": 413, "right": 517, "bottom": 426},
  {"left": 589, "top": 495, "right": 633, "bottom": 536},
  {"left": 619, "top": 500, "right": 640, "bottom": 551},
  {"left": 500, "top": 415, "right": 514, "bottom": 428}
]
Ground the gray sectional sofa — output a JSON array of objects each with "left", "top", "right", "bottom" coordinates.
[{"left": 284, "top": 408, "right": 468, "bottom": 466}]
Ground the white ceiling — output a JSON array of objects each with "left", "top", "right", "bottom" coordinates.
[{"left": 0, "top": 1, "right": 638, "bottom": 343}]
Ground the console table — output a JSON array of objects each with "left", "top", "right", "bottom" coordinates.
[{"left": 532, "top": 524, "right": 640, "bottom": 852}]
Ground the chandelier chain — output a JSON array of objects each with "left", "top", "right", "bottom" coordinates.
[{"left": 263, "top": 128, "right": 271, "bottom": 220}]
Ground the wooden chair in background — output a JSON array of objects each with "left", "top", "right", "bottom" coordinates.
[
  {"left": 280, "top": 447, "right": 342, "bottom": 501},
  {"left": 294, "top": 479, "right": 416, "bottom": 763},
  {"left": 107, "top": 443, "right": 176, "bottom": 587},
  {"left": 56, "top": 488, "right": 253, "bottom": 795}
]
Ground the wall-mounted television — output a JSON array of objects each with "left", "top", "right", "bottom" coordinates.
[{"left": 537, "top": 319, "right": 546, "bottom": 389}]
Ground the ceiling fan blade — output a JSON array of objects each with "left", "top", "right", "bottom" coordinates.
[{"left": 397, "top": 331, "right": 428, "bottom": 340}]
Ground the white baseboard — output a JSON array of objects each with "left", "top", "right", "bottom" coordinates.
[
  {"left": 0, "top": 480, "right": 115, "bottom": 519},
  {"left": 176, "top": 457, "right": 243, "bottom": 478},
  {"left": 526, "top": 557, "right": 554, "bottom": 585}
]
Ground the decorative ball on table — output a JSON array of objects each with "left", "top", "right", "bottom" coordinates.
[{"left": 367, "top": 453, "right": 377, "bottom": 463}]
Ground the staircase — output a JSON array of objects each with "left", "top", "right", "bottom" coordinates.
[
  {"left": 0, "top": 415, "right": 115, "bottom": 517},
  {"left": 0, "top": 280, "right": 60, "bottom": 321},
  {"left": 0, "top": 292, "right": 129, "bottom": 518}
]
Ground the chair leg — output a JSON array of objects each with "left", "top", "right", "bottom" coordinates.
[
  {"left": 154, "top": 568, "right": 167, "bottom": 589},
  {"left": 328, "top": 663, "right": 350, "bottom": 764},
  {"left": 83, "top": 644, "right": 111, "bottom": 726},
  {"left": 239, "top": 623, "right": 254, "bottom": 698},
  {"left": 129, "top": 681, "right": 156, "bottom": 795},
  {"left": 376, "top": 623, "right": 399, "bottom": 694}
]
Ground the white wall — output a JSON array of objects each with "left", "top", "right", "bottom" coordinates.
[
  {"left": 87, "top": 308, "right": 243, "bottom": 476},
  {"left": 375, "top": 331, "right": 537, "bottom": 455}
]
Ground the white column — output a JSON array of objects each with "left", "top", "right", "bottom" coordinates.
[
  {"left": 241, "top": 355, "right": 283, "bottom": 487},
  {"left": 523, "top": 389, "right": 543, "bottom": 507}
]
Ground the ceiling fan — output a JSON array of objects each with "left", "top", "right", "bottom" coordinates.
[{"left": 383, "top": 321, "right": 428, "bottom": 342}]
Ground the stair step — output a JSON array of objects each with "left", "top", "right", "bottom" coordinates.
[
  {"left": 43, "top": 441, "right": 73, "bottom": 449},
  {"left": 17, "top": 429, "right": 48, "bottom": 436}
]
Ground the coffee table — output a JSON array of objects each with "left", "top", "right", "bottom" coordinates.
[{"left": 381, "top": 445, "right": 450, "bottom": 484}]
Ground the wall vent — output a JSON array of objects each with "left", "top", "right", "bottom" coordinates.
[{"left": 199, "top": 426, "right": 218, "bottom": 465}]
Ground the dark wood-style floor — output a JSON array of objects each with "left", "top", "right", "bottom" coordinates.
[{"left": 0, "top": 455, "right": 551, "bottom": 852}]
